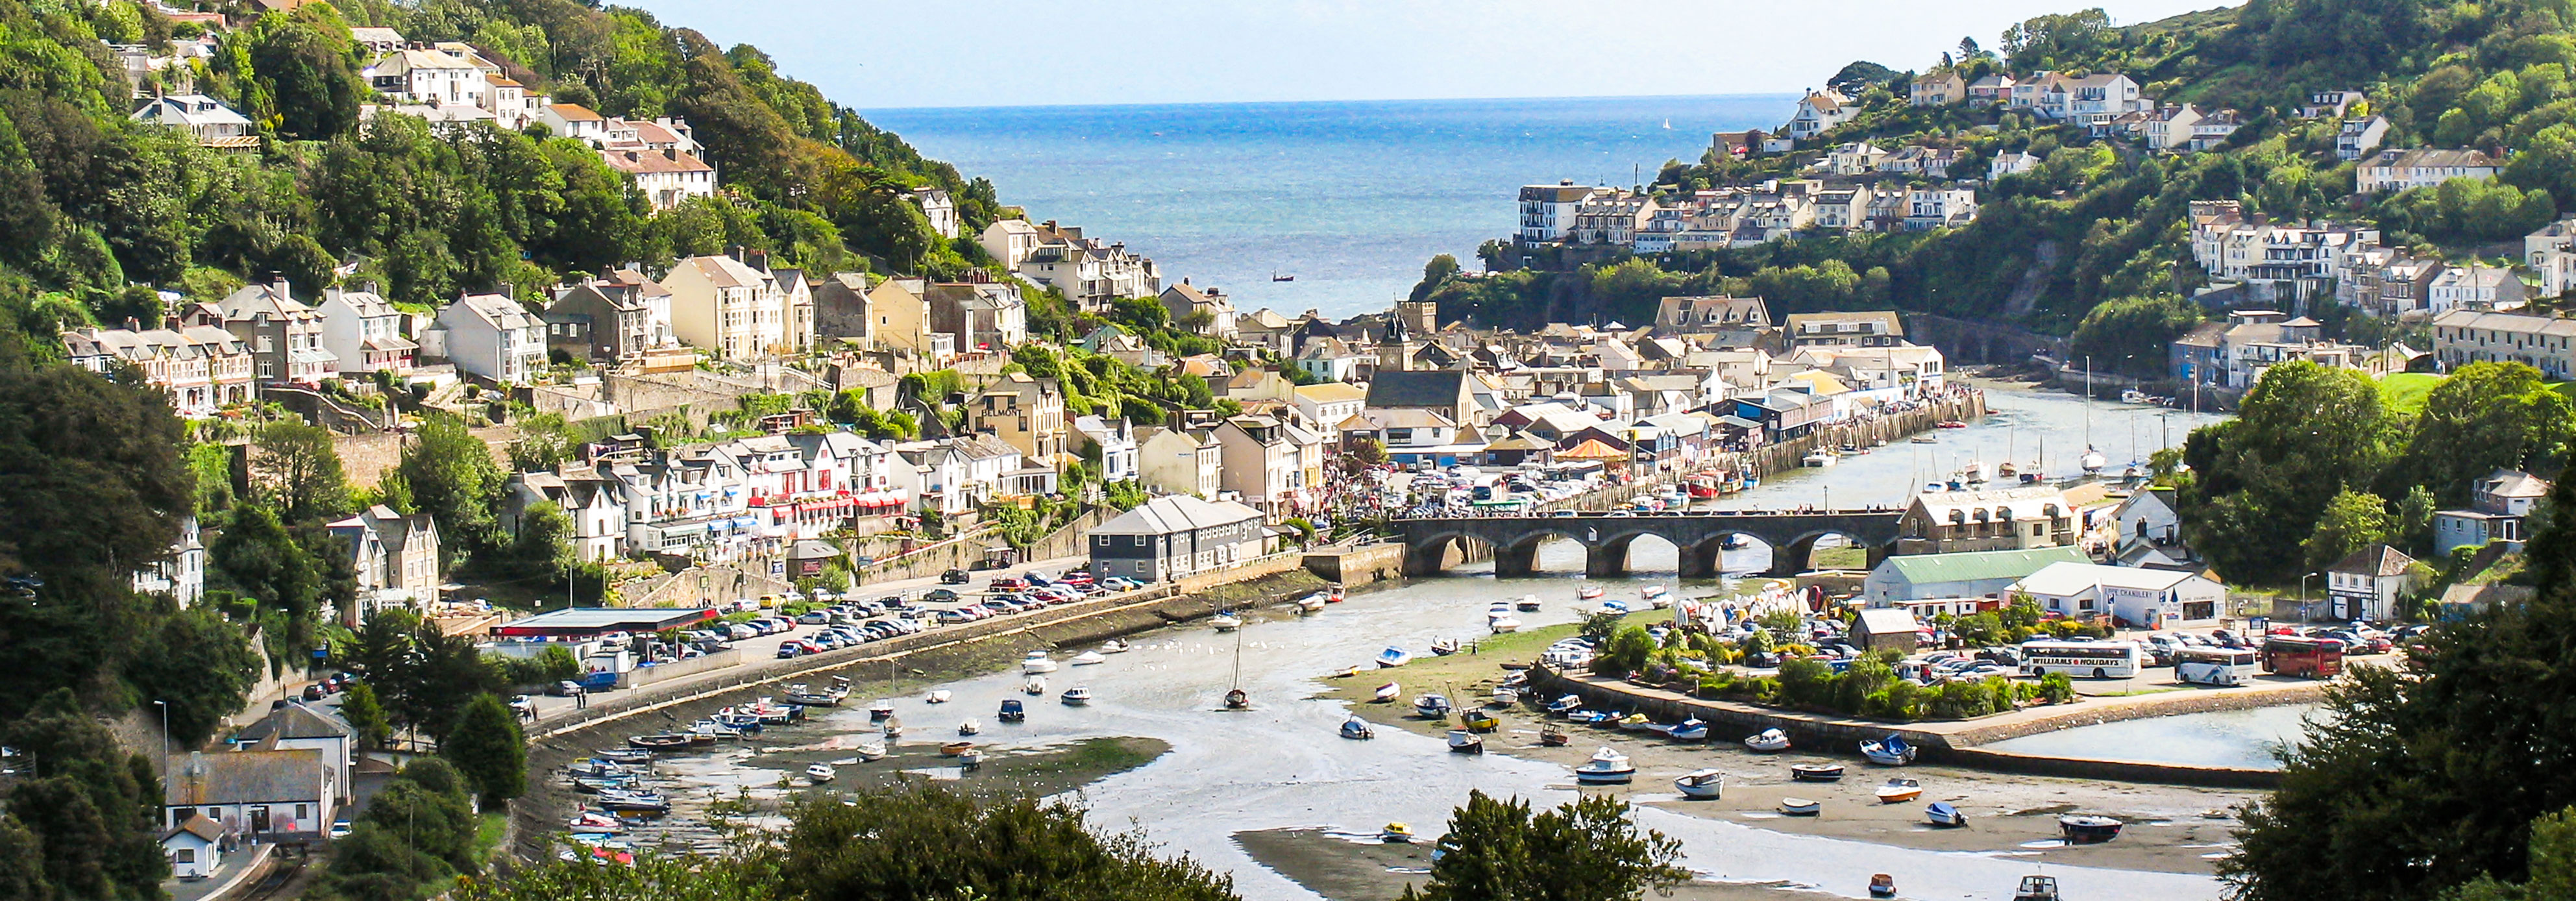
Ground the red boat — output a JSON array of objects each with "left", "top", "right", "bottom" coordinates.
[{"left": 1936, "top": 420, "right": 1969, "bottom": 429}]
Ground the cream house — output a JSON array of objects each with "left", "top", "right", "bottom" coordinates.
[{"left": 663, "top": 249, "right": 811, "bottom": 359}]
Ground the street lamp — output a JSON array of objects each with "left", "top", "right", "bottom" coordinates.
[{"left": 2300, "top": 572, "right": 2319, "bottom": 623}]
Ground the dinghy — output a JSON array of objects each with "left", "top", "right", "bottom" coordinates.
[
  {"left": 1539, "top": 724, "right": 1570, "bottom": 746},
  {"left": 1224, "top": 687, "right": 1249, "bottom": 710},
  {"left": 938, "top": 741, "right": 974, "bottom": 757},
  {"left": 1667, "top": 719, "right": 1709, "bottom": 741},
  {"left": 1926, "top": 802, "right": 1968, "bottom": 827},
  {"left": 1210, "top": 611, "right": 1242, "bottom": 632},
  {"left": 957, "top": 719, "right": 981, "bottom": 737},
  {"left": 1447, "top": 730, "right": 1484, "bottom": 754},
  {"left": 1674, "top": 769, "right": 1724, "bottom": 799},
  {"left": 1488, "top": 615, "right": 1521, "bottom": 634},
  {"left": 1790, "top": 763, "right": 1845, "bottom": 782},
  {"left": 1573, "top": 747, "right": 1635, "bottom": 784},
  {"left": 1373, "top": 682, "right": 1401, "bottom": 702},
  {"left": 1021, "top": 651, "right": 1057, "bottom": 674},
  {"left": 2059, "top": 815, "right": 2123, "bottom": 844},
  {"left": 1515, "top": 595, "right": 1542, "bottom": 611},
  {"left": 925, "top": 689, "right": 951, "bottom": 704},
  {"left": 1873, "top": 778, "right": 1923, "bottom": 804},
  {"left": 1296, "top": 592, "right": 1329, "bottom": 613},
  {"left": 1025, "top": 676, "right": 1046, "bottom": 695},
  {"left": 1577, "top": 586, "right": 1604, "bottom": 600},
  {"left": 1414, "top": 694, "right": 1453, "bottom": 718},
  {"left": 1861, "top": 735, "right": 1917, "bottom": 766},
  {"left": 1376, "top": 646, "right": 1413, "bottom": 667},
  {"left": 1778, "top": 797, "right": 1821, "bottom": 816},
  {"left": 1340, "top": 716, "right": 1375, "bottom": 739},
  {"left": 883, "top": 716, "right": 904, "bottom": 739},
  {"left": 1743, "top": 728, "right": 1791, "bottom": 752},
  {"left": 1060, "top": 686, "right": 1092, "bottom": 706},
  {"left": 1098, "top": 639, "right": 1129, "bottom": 654},
  {"left": 1070, "top": 650, "right": 1107, "bottom": 665},
  {"left": 1428, "top": 638, "right": 1460, "bottom": 656}
]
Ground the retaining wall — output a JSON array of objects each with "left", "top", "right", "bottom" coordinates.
[
  {"left": 1304, "top": 543, "right": 1405, "bottom": 586},
  {"left": 620, "top": 648, "right": 743, "bottom": 689}
]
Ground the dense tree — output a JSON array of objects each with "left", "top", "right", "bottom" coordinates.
[
  {"left": 399, "top": 413, "right": 506, "bottom": 558},
  {"left": 210, "top": 502, "right": 324, "bottom": 622},
  {"left": 1406, "top": 791, "right": 1689, "bottom": 901},
  {"left": 2440, "top": 807, "right": 2576, "bottom": 900},
  {"left": 458, "top": 854, "right": 776, "bottom": 901},
  {"left": 2181, "top": 361, "right": 2394, "bottom": 583},
  {"left": 242, "top": 5, "right": 365, "bottom": 141},
  {"left": 1, "top": 691, "right": 167, "bottom": 901},
  {"left": 123, "top": 606, "right": 261, "bottom": 747},
  {"left": 2068, "top": 295, "right": 2205, "bottom": 378},
  {"left": 2303, "top": 489, "right": 2394, "bottom": 572},
  {"left": 1826, "top": 60, "right": 1899, "bottom": 97},
  {"left": 1410, "top": 254, "right": 1460, "bottom": 303},
  {"left": 339, "top": 680, "right": 392, "bottom": 750},
  {"left": 778, "top": 787, "right": 1236, "bottom": 901},
  {"left": 2386, "top": 362, "right": 2575, "bottom": 506},
  {"left": 443, "top": 693, "right": 526, "bottom": 808},
  {"left": 252, "top": 419, "right": 351, "bottom": 524}
]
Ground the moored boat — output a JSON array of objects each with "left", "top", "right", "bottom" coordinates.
[
  {"left": 1926, "top": 802, "right": 1968, "bottom": 827},
  {"left": 1488, "top": 615, "right": 1521, "bottom": 634},
  {"left": 1224, "top": 687, "right": 1249, "bottom": 710},
  {"left": 1546, "top": 695, "right": 1583, "bottom": 715},
  {"left": 1639, "top": 585, "right": 1668, "bottom": 602},
  {"left": 593, "top": 748, "right": 652, "bottom": 764},
  {"left": 883, "top": 716, "right": 904, "bottom": 739},
  {"left": 1490, "top": 686, "right": 1519, "bottom": 707},
  {"left": 1061, "top": 686, "right": 1092, "bottom": 706},
  {"left": 957, "top": 719, "right": 981, "bottom": 736},
  {"left": 1376, "top": 647, "right": 1413, "bottom": 667},
  {"left": 1874, "top": 778, "right": 1923, "bottom": 804},
  {"left": 1460, "top": 710, "right": 1498, "bottom": 733},
  {"left": 1515, "top": 595, "right": 1541, "bottom": 611},
  {"left": 1414, "top": 694, "right": 1453, "bottom": 718},
  {"left": 925, "top": 689, "right": 951, "bottom": 704},
  {"left": 1861, "top": 735, "right": 1918, "bottom": 766},
  {"left": 998, "top": 699, "right": 1025, "bottom": 723},
  {"left": 1577, "top": 586, "right": 1605, "bottom": 600},
  {"left": 627, "top": 734, "right": 691, "bottom": 752},
  {"left": 1869, "top": 874, "right": 1896, "bottom": 899},
  {"left": 1573, "top": 747, "right": 1635, "bottom": 784},
  {"left": 1340, "top": 716, "right": 1375, "bottom": 739},
  {"left": 1667, "top": 719, "right": 1709, "bottom": 741},
  {"left": 1778, "top": 797, "right": 1820, "bottom": 816},
  {"left": 1673, "top": 769, "right": 1724, "bottom": 799},
  {"left": 1447, "top": 730, "right": 1484, "bottom": 754},
  {"left": 868, "top": 700, "right": 895, "bottom": 721},
  {"left": 805, "top": 763, "right": 835, "bottom": 784},
  {"left": 1098, "top": 639, "right": 1129, "bottom": 654},
  {"left": 938, "top": 741, "right": 974, "bottom": 756},
  {"left": 2013, "top": 874, "right": 2061, "bottom": 901},
  {"left": 1022, "top": 651, "right": 1059, "bottom": 674},
  {"left": 1539, "top": 724, "right": 1569, "bottom": 747},
  {"left": 1380, "top": 822, "right": 1413, "bottom": 843},
  {"left": 1743, "top": 728, "right": 1791, "bottom": 752},
  {"left": 853, "top": 740, "right": 887, "bottom": 761},
  {"left": 1295, "top": 591, "right": 1330, "bottom": 613},
  {"left": 1373, "top": 682, "right": 1401, "bottom": 702},
  {"left": 2059, "top": 814, "right": 2123, "bottom": 844},
  {"left": 1025, "top": 676, "right": 1047, "bottom": 695},
  {"left": 1790, "top": 763, "right": 1845, "bottom": 782},
  {"left": 1210, "top": 611, "right": 1242, "bottom": 632}
]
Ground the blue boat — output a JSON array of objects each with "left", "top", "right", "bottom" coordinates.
[
  {"left": 1667, "top": 718, "right": 1709, "bottom": 741},
  {"left": 1926, "top": 802, "right": 1968, "bottom": 827},
  {"left": 998, "top": 698, "right": 1025, "bottom": 723}
]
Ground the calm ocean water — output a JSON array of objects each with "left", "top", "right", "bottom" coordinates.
[{"left": 864, "top": 95, "right": 1791, "bottom": 319}]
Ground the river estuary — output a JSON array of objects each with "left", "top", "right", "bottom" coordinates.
[{"left": 638, "top": 388, "right": 2255, "bottom": 900}]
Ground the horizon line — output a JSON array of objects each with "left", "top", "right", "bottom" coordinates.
[{"left": 857, "top": 92, "right": 1806, "bottom": 115}]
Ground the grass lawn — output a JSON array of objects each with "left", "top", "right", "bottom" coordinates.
[{"left": 2378, "top": 372, "right": 2443, "bottom": 415}]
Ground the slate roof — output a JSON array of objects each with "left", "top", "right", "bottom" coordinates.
[
  {"left": 2330, "top": 544, "right": 2416, "bottom": 577},
  {"left": 1364, "top": 370, "right": 1470, "bottom": 409},
  {"left": 167, "top": 749, "right": 324, "bottom": 806},
  {"left": 235, "top": 702, "right": 352, "bottom": 742},
  {"left": 1091, "top": 494, "right": 1263, "bottom": 536}
]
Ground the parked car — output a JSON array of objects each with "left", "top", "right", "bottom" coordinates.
[
  {"left": 922, "top": 588, "right": 961, "bottom": 602},
  {"left": 796, "top": 611, "right": 830, "bottom": 624},
  {"left": 935, "top": 609, "right": 974, "bottom": 624},
  {"left": 548, "top": 680, "right": 585, "bottom": 697},
  {"left": 776, "top": 641, "right": 805, "bottom": 659},
  {"left": 328, "top": 819, "right": 353, "bottom": 839},
  {"left": 940, "top": 569, "right": 972, "bottom": 585},
  {"left": 988, "top": 576, "right": 1027, "bottom": 591},
  {"left": 301, "top": 684, "right": 326, "bottom": 701},
  {"left": 508, "top": 695, "right": 536, "bottom": 716}
]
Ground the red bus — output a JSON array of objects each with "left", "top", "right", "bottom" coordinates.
[{"left": 2262, "top": 636, "right": 2345, "bottom": 679}]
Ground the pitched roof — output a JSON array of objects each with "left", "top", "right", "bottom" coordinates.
[
  {"left": 167, "top": 749, "right": 324, "bottom": 806},
  {"left": 1854, "top": 608, "right": 1921, "bottom": 636},
  {"left": 1292, "top": 382, "right": 1365, "bottom": 403},
  {"left": 1556, "top": 438, "right": 1629, "bottom": 460},
  {"left": 1873, "top": 546, "right": 2091, "bottom": 586},
  {"left": 166, "top": 814, "right": 224, "bottom": 844},
  {"left": 1091, "top": 494, "right": 1262, "bottom": 536},
  {"left": 2013, "top": 562, "right": 2203, "bottom": 596},
  {"left": 1364, "top": 370, "right": 1471, "bottom": 409},
  {"left": 2329, "top": 544, "right": 2416, "bottom": 577},
  {"left": 235, "top": 702, "right": 353, "bottom": 742}
]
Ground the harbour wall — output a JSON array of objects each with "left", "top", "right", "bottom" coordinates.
[{"left": 1737, "top": 392, "right": 1987, "bottom": 484}]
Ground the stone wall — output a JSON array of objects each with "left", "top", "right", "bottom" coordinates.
[
  {"left": 622, "top": 563, "right": 791, "bottom": 608},
  {"left": 620, "top": 648, "right": 744, "bottom": 688},
  {"left": 1303, "top": 543, "right": 1405, "bottom": 586}
]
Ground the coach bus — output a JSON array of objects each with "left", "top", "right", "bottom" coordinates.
[
  {"left": 2175, "top": 647, "right": 2261, "bottom": 686},
  {"left": 2018, "top": 640, "right": 2144, "bottom": 679},
  {"left": 2261, "top": 636, "right": 2346, "bottom": 679}
]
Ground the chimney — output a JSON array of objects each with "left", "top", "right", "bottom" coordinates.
[
  {"left": 1042, "top": 220, "right": 1057, "bottom": 231},
  {"left": 663, "top": 147, "right": 678, "bottom": 161},
  {"left": 726, "top": 245, "right": 745, "bottom": 262}
]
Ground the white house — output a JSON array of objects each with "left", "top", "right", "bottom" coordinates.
[
  {"left": 315, "top": 287, "right": 415, "bottom": 376},
  {"left": 1070, "top": 415, "right": 1138, "bottom": 483},
  {"left": 1518, "top": 181, "right": 1602, "bottom": 242},
  {"left": 365, "top": 47, "right": 484, "bottom": 106},
  {"left": 130, "top": 94, "right": 255, "bottom": 149},
  {"left": 599, "top": 147, "right": 716, "bottom": 211},
  {"left": 2427, "top": 266, "right": 2529, "bottom": 314},
  {"left": 2435, "top": 469, "right": 2552, "bottom": 555},
  {"left": 2325, "top": 544, "right": 2418, "bottom": 622},
  {"left": 2338, "top": 116, "right": 2390, "bottom": 161},
  {"left": 162, "top": 815, "right": 224, "bottom": 880},
  {"left": 1782, "top": 90, "right": 1854, "bottom": 140},
  {"left": 428, "top": 293, "right": 545, "bottom": 384},
  {"left": 2010, "top": 562, "right": 2226, "bottom": 627},
  {"left": 164, "top": 748, "right": 333, "bottom": 840},
  {"left": 2357, "top": 147, "right": 2499, "bottom": 193}
]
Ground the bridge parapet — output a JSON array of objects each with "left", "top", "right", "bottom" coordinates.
[{"left": 1392, "top": 511, "right": 1906, "bottom": 578}]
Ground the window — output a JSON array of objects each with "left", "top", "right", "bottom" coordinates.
[{"left": 175, "top": 849, "right": 196, "bottom": 864}]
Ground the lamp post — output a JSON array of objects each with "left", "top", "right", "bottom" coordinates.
[
  {"left": 151, "top": 700, "right": 169, "bottom": 780},
  {"left": 2300, "top": 572, "right": 2318, "bottom": 623}
]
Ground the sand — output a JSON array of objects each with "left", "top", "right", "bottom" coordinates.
[{"left": 1234, "top": 828, "right": 1839, "bottom": 901}]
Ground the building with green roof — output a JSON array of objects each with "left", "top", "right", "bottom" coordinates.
[{"left": 1861, "top": 545, "right": 2092, "bottom": 604}]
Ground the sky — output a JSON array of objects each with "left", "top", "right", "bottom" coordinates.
[{"left": 619, "top": 0, "right": 2243, "bottom": 110}]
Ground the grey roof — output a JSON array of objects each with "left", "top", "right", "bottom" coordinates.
[
  {"left": 2330, "top": 544, "right": 2416, "bottom": 577},
  {"left": 1364, "top": 370, "right": 1471, "bottom": 410},
  {"left": 235, "top": 702, "right": 352, "bottom": 742},
  {"left": 167, "top": 749, "right": 324, "bottom": 806},
  {"left": 1853, "top": 608, "right": 1921, "bottom": 636},
  {"left": 1091, "top": 494, "right": 1262, "bottom": 536}
]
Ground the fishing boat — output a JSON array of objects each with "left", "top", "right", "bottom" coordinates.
[
  {"left": 1021, "top": 651, "right": 1059, "bottom": 674},
  {"left": 1874, "top": 778, "right": 1923, "bottom": 804},
  {"left": 938, "top": 741, "right": 974, "bottom": 757},
  {"left": 1547, "top": 695, "right": 1584, "bottom": 715},
  {"left": 2013, "top": 875, "right": 2062, "bottom": 901},
  {"left": 1743, "top": 728, "right": 1791, "bottom": 752},
  {"left": 854, "top": 740, "right": 887, "bottom": 761},
  {"left": 1515, "top": 595, "right": 1542, "bottom": 611},
  {"left": 1210, "top": 611, "right": 1242, "bottom": 632},
  {"left": 626, "top": 734, "right": 691, "bottom": 752},
  {"left": 2059, "top": 815, "right": 2124, "bottom": 844},
  {"left": 805, "top": 763, "right": 835, "bottom": 784},
  {"left": 1790, "top": 763, "right": 1845, "bottom": 782},
  {"left": 1577, "top": 586, "right": 1605, "bottom": 600},
  {"left": 1025, "top": 676, "right": 1047, "bottom": 695},
  {"left": 1778, "top": 797, "right": 1821, "bottom": 816},
  {"left": 1224, "top": 687, "right": 1249, "bottom": 710},
  {"left": 1061, "top": 686, "right": 1092, "bottom": 706},
  {"left": 868, "top": 700, "right": 895, "bottom": 721},
  {"left": 1447, "top": 730, "right": 1484, "bottom": 754},
  {"left": 1861, "top": 735, "right": 1918, "bottom": 766},
  {"left": 1414, "top": 694, "right": 1453, "bottom": 718},
  {"left": 1801, "top": 450, "right": 1837, "bottom": 468},
  {"left": 1295, "top": 591, "right": 1330, "bottom": 613},
  {"left": 1869, "top": 874, "right": 1896, "bottom": 899},
  {"left": 998, "top": 698, "right": 1025, "bottom": 723},
  {"left": 596, "top": 791, "right": 670, "bottom": 814},
  {"left": 1380, "top": 822, "right": 1413, "bottom": 843},
  {"left": 1340, "top": 716, "right": 1375, "bottom": 739},
  {"left": 957, "top": 719, "right": 981, "bottom": 736},
  {"left": 1667, "top": 719, "right": 1709, "bottom": 741},
  {"left": 1926, "top": 802, "right": 1968, "bottom": 827},
  {"left": 782, "top": 688, "right": 842, "bottom": 706},
  {"left": 925, "top": 689, "right": 951, "bottom": 704},
  {"left": 1490, "top": 686, "right": 1519, "bottom": 707},
  {"left": 593, "top": 748, "right": 652, "bottom": 765},
  {"left": 1461, "top": 710, "right": 1499, "bottom": 733},
  {"left": 1098, "top": 639, "right": 1130, "bottom": 654},
  {"left": 1375, "top": 647, "right": 1413, "bottom": 667},
  {"left": 1373, "top": 682, "right": 1401, "bottom": 702},
  {"left": 1573, "top": 747, "right": 1635, "bottom": 784},
  {"left": 1674, "top": 769, "right": 1724, "bottom": 799},
  {"left": 1488, "top": 615, "right": 1521, "bottom": 634},
  {"left": 1070, "top": 650, "right": 1106, "bottom": 665}
]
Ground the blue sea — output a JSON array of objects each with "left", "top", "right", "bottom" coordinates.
[{"left": 864, "top": 95, "right": 1792, "bottom": 319}]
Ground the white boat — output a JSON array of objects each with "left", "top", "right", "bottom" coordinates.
[
  {"left": 1414, "top": 694, "right": 1453, "bottom": 718},
  {"left": 1573, "top": 747, "right": 1635, "bottom": 784},
  {"left": 1373, "top": 682, "right": 1401, "bottom": 702},
  {"left": 1801, "top": 450, "right": 1837, "bottom": 468},
  {"left": 1778, "top": 797, "right": 1821, "bottom": 816},
  {"left": 1024, "top": 676, "right": 1047, "bottom": 695},
  {"left": 868, "top": 700, "right": 896, "bottom": 721},
  {"left": 853, "top": 741, "right": 887, "bottom": 761},
  {"left": 1210, "top": 611, "right": 1242, "bottom": 632},
  {"left": 883, "top": 716, "right": 904, "bottom": 739},
  {"left": 925, "top": 689, "right": 951, "bottom": 704},
  {"left": 1022, "top": 651, "right": 1058, "bottom": 674},
  {"left": 1488, "top": 615, "right": 1522, "bottom": 634},
  {"left": 1296, "top": 592, "right": 1330, "bottom": 613},
  {"left": 1446, "top": 730, "right": 1484, "bottom": 754},
  {"left": 1515, "top": 594, "right": 1541, "bottom": 611},
  {"left": 1743, "top": 728, "right": 1791, "bottom": 752},
  {"left": 1874, "top": 778, "right": 1923, "bottom": 804},
  {"left": 1639, "top": 585, "right": 1668, "bottom": 601},
  {"left": 1860, "top": 735, "right": 1918, "bottom": 766},
  {"left": 1486, "top": 602, "right": 1515, "bottom": 619},
  {"left": 1340, "top": 715, "right": 1375, "bottom": 739},
  {"left": 1961, "top": 458, "right": 1987, "bottom": 484},
  {"left": 1673, "top": 769, "right": 1724, "bottom": 799},
  {"left": 1576, "top": 586, "right": 1604, "bottom": 600},
  {"left": 2080, "top": 446, "right": 2109, "bottom": 474},
  {"left": 957, "top": 719, "right": 981, "bottom": 736},
  {"left": 1069, "top": 650, "right": 1107, "bottom": 666},
  {"left": 1490, "top": 686, "right": 1520, "bottom": 706},
  {"left": 1375, "top": 647, "right": 1412, "bottom": 668},
  {"left": 1926, "top": 802, "right": 1969, "bottom": 827},
  {"left": 1666, "top": 718, "right": 1708, "bottom": 741},
  {"left": 805, "top": 763, "right": 835, "bottom": 784},
  {"left": 1060, "top": 686, "right": 1092, "bottom": 706},
  {"left": 1098, "top": 639, "right": 1129, "bottom": 654},
  {"left": 1428, "top": 638, "right": 1460, "bottom": 656}
]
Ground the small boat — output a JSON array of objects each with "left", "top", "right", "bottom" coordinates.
[
  {"left": 1098, "top": 639, "right": 1129, "bottom": 654},
  {"left": 1667, "top": 719, "right": 1708, "bottom": 741},
  {"left": 868, "top": 700, "right": 895, "bottom": 721},
  {"left": 1778, "top": 797, "right": 1821, "bottom": 816},
  {"left": 1061, "top": 686, "right": 1092, "bottom": 706},
  {"left": 1937, "top": 419, "right": 1968, "bottom": 429},
  {"left": 1673, "top": 769, "right": 1724, "bottom": 799},
  {"left": 1025, "top": 676, "right": 1047, "bottom": 695},
  {"left": 1597, "top": 599, "right": 1631, "bottom": 615},
  {"left": 567, "top": 812, "right": 626, "bottom": 832},
  {"left": 1573, "top": 747, "right": 1634, "bottom": 784},
  {"left": 1224, "top": 687, "right": 1249, "bottom": 710},
  {"left": 1376, "top": 647, "right": 1412, "bottom": 667},
  {"left": 1743, "top": 728, "right": 1791, "bottom": 753},
  {"left": 1373, "top": 682, "right": 1401, "bottom": 702},
  {"left": 2014, "top": 874, "right": 2063, "bottom": 901},
  {"left": 1380, "top": 822, "right": 1413, "bottom": 843},
  {"left": 1567, "top": 709, "right": 1617, "bottom": 724},
  {"left": 1546, "top": 695, "right": 1583, "bottom": 715},
  {"left": 1616, "top": 713, "right": 1657, "bottom": 732},
  {"left": 998, "top": 698, "right": 1025, "bottom": 722},
  {"left": 2059, "top": 815, "right": 2124, "bottom": 844},
  {"left": 957, "top": 748, "right": 983, "bottom": 770},
  {"left": 1340, "top": 716, "right": 1375, "bottom": 739},
  {"left": 957, "top": 719, "right": 981, "bottom": 736},
  {"left": 782, "top": 689, "right": 841, "bottom": 707},
  {"left": 1488, "top": 616, "right": 1521, "bottom": 634},
  {"left": 1022, "top": 651, "right": 1058, "bottom": 674},
  {"left": 1874, "top": 778, "right": 1923, "bottom": 804},
  {"left": 1210, "top": 611, "right": 1242, "bottom": 632},
  {"left": 1447, "top": 730, "right": 1485, "bottom": 754},
  {"left": 1327, "top": 586, "right": 1346, "bottom": 603},
  {"left": 1910, "top": 435, "right": 1939, "bottom": 444},
  {"left": 1428, "top": 638, "right": 1460, "bottom": 656},
  {"left": 1461, "top": 710, "right": 1499, "bottom": 733},
  {"left": 1861, "top": 735, "right": 1918, "bottom": 766},
  {"left": 1926, "top": 802, "right": 1969, "bottom": 828},
  {"left": 1577, "top": 586, "right": 1604, "bottom": 600},
  {"left": 884, "top": 717, "right": 904, "bottom": 739},
  {"left": 1869, "top": 874, "right": 1896, "bottom": 899},
  {"left": 1801, "top": 450, "right": 1837, "bottom": 468},
  {"left": 1539, "top": 725, "right": 1570, "bottom": 747},
  {"left": 1414, "top": 694, "right": 1453, "bottom": 718},
  {"left": 626, "top": 734, "right": 691, "bottom": 752},
  {"left": 592, "top": 748, "right": 651, "bottom": 764},
  {"left": 938, "top": 741, "right": 974, "bottom": 756},
  {"left": 1639, "top": 585, "right": 1668, "bottom": 601},
  {"left": 2081, "top": 446, "right": 2109, "bottom": 474},
  {"left": 1490, "top": 686, "right": 1519, "bottom": 706},
  {"left": 1790, "top": 763, "right": 1845, "bottom": 782},
  {"left": 1295, "top": 591, "right": 1329, "bottom": 613},
  {"left": 805, "top": 763, "right": 835, "bottom": 784},
  {"left": 925, "top": 689, "right": 951, "bottom": 704},
  {"left": 1331, "top": 665, "right": 1362, "bottom": 678},
  {"left": 1515, "top": 595, "right": 1541, "bottom": 611},
  {"left": 854, "top": 740, "right": 887, "bottom": 761}
]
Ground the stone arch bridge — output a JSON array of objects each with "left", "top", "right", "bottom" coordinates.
[{"left": 1391, "top": 510, "right": 1906, "bottom": 578}]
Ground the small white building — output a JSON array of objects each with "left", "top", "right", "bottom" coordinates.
[
  {"left": 2325, "top": 544, "right": 2418, "bottom": 622},
  {"left": 1070, "top": 414, "right": 1139, "bottom": 484},
  {"left": 2435, "top": 469, "right": 2551, "bottom": 556},
  {"left": 163, "top": 815, "right": 225, "bottom": 880},
  {"left": 315, "top": 287, "right": 415, "bottom": 376},
  {"left": 2009, "top": 561, "right": 2226, "bottom": 626}
]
